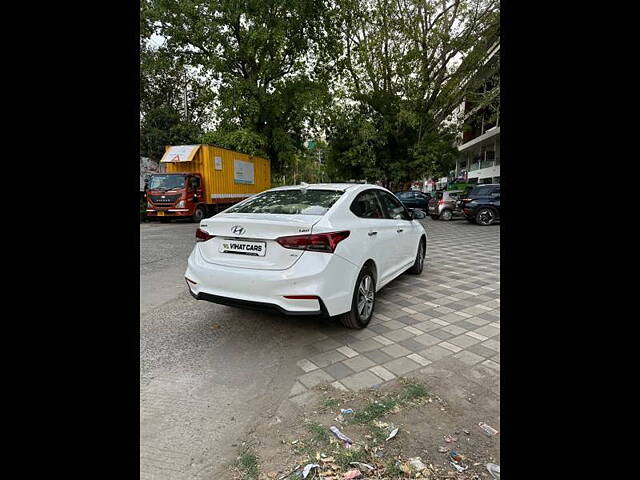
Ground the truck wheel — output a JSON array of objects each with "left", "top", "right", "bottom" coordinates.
[{"left": 192, "top": 206, "right": 206, "bottom": 223}]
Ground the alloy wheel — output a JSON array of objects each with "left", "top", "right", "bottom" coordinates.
[
  {"left": 477, "top": 208, "right": 495, "bottom": 225},
  {"left": 357, "top": 275, "right": 375, "bottom": 320}
]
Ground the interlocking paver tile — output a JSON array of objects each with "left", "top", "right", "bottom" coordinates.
[
  {"left": 442, "top": 324, "right": 467, "bottom": 336},
  {"left": 383, "top": 319, "right": 407, "bottom": 330},
  {"left": 364, "top": 348, "right": 394, "bottom": 364},
  {"left": 308, "top": 350, "right": 347, "bottom": 368},
  {"left": 384, "top": 328, "right": 416, "bottom": 342},
  {"left": 453, "top": 350, "right": 485, "bottom": 365},
  {"left": 336, "top": 346, "right": 359, "bottom": 358},
  {"left": 372, "top": 335, "right": 394, "bottom": 346},
  {"left": 381, "top": 344, "right": 412, "bottom": 358},
  {"left": 439, "top": 341, "right": 463, "bottom": 353},
  {"left": 399, "top": 338, "right": 428, "bottom": 353},
  {"left": 341, "top": 370, "right": 385, "bottom": 390},
  {"left": 349, "top": 338, "right": 385, "bottom": 353},
  {"left": 325, "top": 361, "right": 356, "bottom": 380},
  {"left": 481, "top": 339, "right": 500, "bottom": 352},
  {"left": 466, "top": 331, "right": 488, "bottom": 341},
  {"left": 467, "top": 343, "right": 497, "bottom": 358},
  {"left": 420, "top": 345, "right": 453, "bottom": 361},
  {"left": 342, "top": 355, "right": 376, "bottom": 372},
  {"left": 482, "top": 359, "right": 500, "bottom": 371},
  {"left": 407, "top": 353, "right": 431, "bottom": 366},
  {"left": 297, "top": 359, "right": 319, "bottom": 373},
  {"left": 298, "top": 369, "right": 335, "bottom": 388},
  {"left": 430, "top": 329, "right": 454, "bottom": 340},
  {"left": 414, "top": 333, "right": 441, "bottom": 347},
  {"left": 369, "top": 365, "right": 396, "bottom": 381},
  {"left": 414, "top": 320, "right": 441, "bottom": 332},
  {"left": 449, "top": 334, "right": 481, "bottom": 349},
  {"left": 474, "top": 325, "right": 500, "bottom": 338},
  {"left": 382, "top": 356, "right": 422, "bottom": 376},
  {"left": 467, "top": 317, "right": 492, "bottom": 326}
]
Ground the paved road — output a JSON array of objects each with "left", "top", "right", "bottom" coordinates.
[{"left": 140, "top": 218, "right": 500, "bottom": 479}]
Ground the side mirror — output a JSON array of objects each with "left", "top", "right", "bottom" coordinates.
[{"left": 412, "top": 209, "right": 427, "bottom": 220}]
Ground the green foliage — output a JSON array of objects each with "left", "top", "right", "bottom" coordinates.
[
  {"left": 199, "top": 129, "right": 267, "bottom": 157},
  {"left": 237, "top": 450, "right": 259, "bottom": 480},
  {"left": 141, "top": 0, "right": 500, "bottom": 181},
  {"left": 306, "top": 422, "right": 332, "bottom": 445}
]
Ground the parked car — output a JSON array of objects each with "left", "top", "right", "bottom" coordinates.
[
  {"left": 427, "top": 190, "right": 465, "bottom": 221},
  {"left": 457, "top": 184, "right": 501, "bottom": 225},
  {"left": 394, "top": 191, "right": 432, "bottom": 211},
  {"left": 185, "top": 183, "right": 427, "bottom": 329}
]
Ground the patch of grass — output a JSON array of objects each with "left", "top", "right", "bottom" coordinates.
[
  {"left": 369, "top": 423, "right": 390, "bottom": 444},
  {"left": 306, "top": 422, "right": 331, "bottom": 446},
  {"left": 400, "top": 379, "right": 429, "bottom": 402},
  {"left": 333, "top": 446, "right": 371, "bottom": 469},
  {"left": 351, "top": 397, "right": 397, "bottom": 424},
  {"left": 384, "top": 459, "right": 404, "bottom": 477},
  {"left": 237, "top": 450, "right": 259, "bottom": 480},
  {"left": 322, "top": 397, "right": 340, "bottom": 409}
]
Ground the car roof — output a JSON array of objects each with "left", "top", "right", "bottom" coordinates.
[{"left": 269, "top": 183, "right": 375, "bottom": 192}]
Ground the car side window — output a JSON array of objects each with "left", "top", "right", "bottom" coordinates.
[
  {"left": 377, "top": 191, "right": 412, "bottom": 221},
  {"left": 350, "top": 190, "right": 385, "bottom": 219}
]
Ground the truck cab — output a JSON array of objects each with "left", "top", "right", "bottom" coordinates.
[{"left": 145, "top": 172, "right": 206, "bottom": 222}]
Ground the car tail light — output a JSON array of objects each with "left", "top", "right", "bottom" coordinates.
[
  {"left": 195, "top": 228, "right": 215, "bottom": 242},
  {"left": 276, "top": 231, "right": 350, "bottom": 253}
]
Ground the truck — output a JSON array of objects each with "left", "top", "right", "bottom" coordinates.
[{"left": 144, "top": 144, "right": 271, "bottom": 222}]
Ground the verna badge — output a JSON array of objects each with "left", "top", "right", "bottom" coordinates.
[{"left": 231, "top": 225, "right": 246, "bottom": 235}]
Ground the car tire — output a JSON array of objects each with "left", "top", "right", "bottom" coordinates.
[
  {"left": 407, "top": 238, "right": 426, "bottom": 275},
  {"left": 475, "top": 207, "right": 497, "bottom": 226},
  {"left": 339, "top": 265, "right": 376, "bottom": 329},
  {"left": 439, "top": 209, "right": 453, "bottom": 221},
  {"left": 192, "top": 206, "right": 206, "bottom": 223},
  {"left": 430, "top": 215, "right": 439, "bottom": 220}
]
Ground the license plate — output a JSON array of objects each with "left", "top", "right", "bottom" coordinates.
[
  {"left": 157, "top": 211, "right": 165, "bottom": 216},
  {"left": 219, "top": 239, "right": 266, "bottom": 256}
]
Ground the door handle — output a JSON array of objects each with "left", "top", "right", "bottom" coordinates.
[
  {"left": 397, "top": 229, "right": 404, "bottom": 233},
  {"left": 368, "top": 231, "right": 378, "bottom": 236}
]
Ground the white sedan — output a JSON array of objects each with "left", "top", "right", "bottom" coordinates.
[{"left": 184, "top": 183, "right": 427, "bottom": 328}]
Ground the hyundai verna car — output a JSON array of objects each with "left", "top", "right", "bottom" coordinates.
[{"left": 184, "top": 184, "right": 427, "bottom": 328}]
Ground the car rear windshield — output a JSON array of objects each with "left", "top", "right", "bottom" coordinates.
[
  {"left": 469, "top": 185, "right": 497, "bottom": 197},
  {"left": 226, "top": 189, "right": 344, "bottom": 215}
]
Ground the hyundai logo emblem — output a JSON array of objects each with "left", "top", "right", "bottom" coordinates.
[{"left": 231, "top": 225, "right": 246, "bottom": 235}]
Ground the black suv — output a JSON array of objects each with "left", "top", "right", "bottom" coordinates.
[
  {"left": 394, "top": 191, "right": 432, "bottom": 211},
  {"left": 458, "top": 184, "right": 501, "bottom": 225}
]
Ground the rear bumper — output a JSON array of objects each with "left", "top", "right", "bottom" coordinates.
[
  {"left": 185, "top": 246, "right": 359, "bottom": 317},
  {"left": 188, "top": 288, "right": 330, "bottom": 316}
]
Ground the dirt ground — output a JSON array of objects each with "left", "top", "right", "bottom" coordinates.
[{"left": 227, "top": 375, "right": 500, "bottom": 480}]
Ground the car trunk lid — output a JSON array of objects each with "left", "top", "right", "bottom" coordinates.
[{"left": 197, "top": 213, "right": 323, "bottom": 270}]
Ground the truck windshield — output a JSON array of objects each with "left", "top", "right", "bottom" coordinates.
[
  {"left": 148, "top": 174, "right": 186, "bottom": 191},
  {"left": 226, "top": 189, "right": 343, "bottom": 215}
]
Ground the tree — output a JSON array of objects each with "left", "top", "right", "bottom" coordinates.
[
  {"left": 144, "top": 0, "right": 340, "bottom": 174},
  {"left": 324, "top": 0, "right": 500, "bottom": 184}
]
